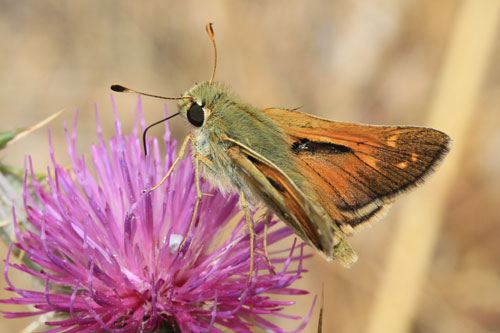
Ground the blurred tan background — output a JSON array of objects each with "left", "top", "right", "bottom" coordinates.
[{"left": 1, "top": 1, "right": 499, "bottom": 332}]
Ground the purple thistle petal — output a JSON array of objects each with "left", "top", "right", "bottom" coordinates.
[{"left": 1, "top": 97, "right": 314, "bottom": 331}]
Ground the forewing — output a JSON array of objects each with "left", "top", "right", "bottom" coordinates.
[
  {"left": 225, "top": 141, "right": 357, "bottom": 266},
  {"left": 262, "top": 108, "right": 451, "bottom": 231}
]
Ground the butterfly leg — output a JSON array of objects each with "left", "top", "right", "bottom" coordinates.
[
  {"left": 149, "top": 134, "right": 194, "bottom": 192},
  {"left": 192, "top": 153, "right": 216, "bottom": 196},
  {"left": 263, "top": 213, "right": 276, "bottom": 274},
  {"left": 144, "top": 134, "right": 203, "bottom": 254},
  {"left": 239, "top": 191, "right": 255, "bottom": 287},
  {"left": 177, "top": 155, "right": 203, "bottom": 254}
]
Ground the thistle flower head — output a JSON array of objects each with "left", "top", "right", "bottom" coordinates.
[{"left": 1, "top": 98, "right": 313, "bottom": 332}]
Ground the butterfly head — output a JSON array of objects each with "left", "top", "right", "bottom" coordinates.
[{"left": 178, "top": 81, "right": 233, "bottom": 128}]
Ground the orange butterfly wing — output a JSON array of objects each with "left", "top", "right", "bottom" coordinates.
[
  {"left": 262, "top": 108, "right": 451, "bottom": 232},
  {"left": 225, "top": 141, "right": 358, "bottom": 266}
]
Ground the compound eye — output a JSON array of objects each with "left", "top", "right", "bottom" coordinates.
[{"left": 187, "top": 103, "right": 205, "bottom": 127}]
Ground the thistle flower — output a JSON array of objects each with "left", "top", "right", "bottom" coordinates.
[{"left": 1, "top": 98, "right": 313, "bottom": 332}]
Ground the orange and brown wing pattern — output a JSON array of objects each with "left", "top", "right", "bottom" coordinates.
[
  {"left": 225, "top": 142, "right": 358, "bottom": 265},
  {"left": 263, "top": 108, "right": 451, "bottom": 231},
  {"left": 247, "top": 156, "right": 321, "bottom": 247},
  {"left": 226, "top": 144, "right": 323, "bottom": 249}
]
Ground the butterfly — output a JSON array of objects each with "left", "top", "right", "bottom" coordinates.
[{"left": 112, "top": 23, "right": 451, "bottom": 273}]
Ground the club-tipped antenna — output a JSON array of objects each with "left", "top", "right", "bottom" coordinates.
[
  {"left": 206, "top": 23, "right": 217, "bottom": 84},
  {"left": 142, "top": 112, "right": 180, "bottom": 156},
  {"left": 110, "top": 84, "right": 186, "bottom": 155},
  {"left": 111, "top": 84, "right": 189, "bottom": 101}
]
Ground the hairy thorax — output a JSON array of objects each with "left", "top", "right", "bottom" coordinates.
[{"left": 192, "top": 127, "right": 243, "bottom": 199}]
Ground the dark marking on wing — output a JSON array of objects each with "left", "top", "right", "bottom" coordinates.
[
  {"left": 291, "top": 138, "right": 353, "bottom": 155},
  {"left": 247, "top": 155, "right": 258, "bottom": 163},
  {"left": 267, "top": 177, "right": 286, "bottom": 192}
]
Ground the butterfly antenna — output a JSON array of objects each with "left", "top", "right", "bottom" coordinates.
[
  {"left": 206, "top": 23, "right": 217, "bottom": 84},
  {"left": 110, "top": 84, "right": 189, "bottom": 101},
  {"left": 110, "top": 85, "right": 187, "bottom": 155}
]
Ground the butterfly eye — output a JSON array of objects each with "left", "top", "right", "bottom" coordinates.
[{"left": 187, "top": 103, "right": 205, "bottom": 127}]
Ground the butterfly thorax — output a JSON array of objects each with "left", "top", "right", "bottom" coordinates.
[{"left": 178, "top": 82, "right": 305, "bottom": 202}]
